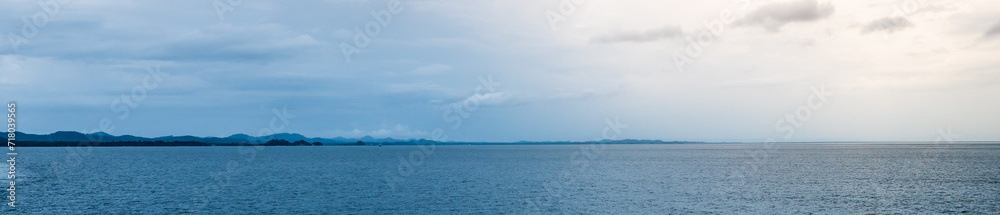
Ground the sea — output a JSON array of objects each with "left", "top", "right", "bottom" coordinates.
[{"left": 4, "top": 143, "right": 999, "bottom": 214}]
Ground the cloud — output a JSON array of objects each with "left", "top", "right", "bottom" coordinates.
[
  {"left": 367, "top": 124, "right": 428, "bottom": 138},
  {"left": 737, "top": 0, "right": 835, "bottom": 32},
  {"left": 861, "top": 17, "right": 914, "bottom": 34},
  {"left": 6, "top": 1, "right": 1000, "bottom": 142},
  {"left": 7, "top": 21, "right": 324, "bottom": 62},
  {"left": 410, "top": 64, "right": 452, "bottom": 75},
  {"left": 325, "top": 124, "right": 428, "bottom": 139},
  {"left": 0, "top": 56, "right": 27, "bottom": 85},
  {"left": 446, "top": 92, "right": 526, "bottom": 108},
  {"left": 469, "top": 92, "right": 521, "bottom": 106},
  {"left": 985, "top": 20, "right": 1000, "bottom": 39},
  {"left": 589, "top": 26, "right": 683, "bottom": 44}
]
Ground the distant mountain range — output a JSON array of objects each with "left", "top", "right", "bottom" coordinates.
[
  {"left": 2, "top": 131, "right": 429, "bottom": 145},
  {"left": 2, "top": 131, "right": 694, "bottom": 146}
]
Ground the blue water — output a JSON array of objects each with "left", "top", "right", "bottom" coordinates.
[{"left": 4, "top": 143, "right": 999, "bottom": 214}]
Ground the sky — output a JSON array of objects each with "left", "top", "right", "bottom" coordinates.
[{"left": 1, "top": 0, "right": 998, "bottom": 142}]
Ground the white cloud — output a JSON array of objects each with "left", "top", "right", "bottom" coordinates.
[
  {"left": 323, "top": 124, "right": 429, "bottom": 139},
  {"left": 368, "top": 124, "right": 428, "bottom": 138},
  {"left": 448, "top": 92, "right": 521, "bottom": 108},
  {"left": 410, "top": 64, "right": 452, "bottom": 75}
]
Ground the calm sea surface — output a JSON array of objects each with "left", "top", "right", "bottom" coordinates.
[{"left": 4, "top": 144, "right": 999, "bottom": 214}]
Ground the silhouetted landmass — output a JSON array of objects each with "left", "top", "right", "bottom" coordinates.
[
  {"left": 18, "top": 140, "right": 221, "bottom": 147},
  {"left": 2, "top": 131, "right": 699, "bottom": 147},
  {"left": 14, "top": 139, "right": 358, "bottom": 147},
  {"left": 1, "top": 131, "right": 431, "bottom": 145}
]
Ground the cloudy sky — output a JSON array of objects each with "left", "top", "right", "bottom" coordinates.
[{"left": 2, "top": 0, "right": 998, "bottom": 142}]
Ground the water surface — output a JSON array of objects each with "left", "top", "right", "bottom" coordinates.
[{"left": 6, "top": 143, "right": 999, "bottom": 214}]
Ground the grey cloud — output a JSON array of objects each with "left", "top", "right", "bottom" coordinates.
[
  {"left": 986, "top": 20, "right": 1000, "bottom": 38},
  {"left": 590, "top": 26, "right": 682, "bottom": 44},
  {"left": 861, "top": 17, "right": 914, "bottom": 34},
  {"left": 146, "top": 24, "right": 324, "bottom": 62},
  {"left": 737, "top": 0, "right": 834, "bottom": 32},
  {"left": 3, "top": 20, "right": 323, "bottom": 63}
]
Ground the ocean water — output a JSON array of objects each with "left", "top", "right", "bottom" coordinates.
[{"left": 4, "top": 143, "right": 999, "bottom": 214}]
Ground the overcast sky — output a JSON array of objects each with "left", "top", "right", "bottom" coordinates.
[{"left": 2, "top": 0, "right": 998, "bottom": 142}]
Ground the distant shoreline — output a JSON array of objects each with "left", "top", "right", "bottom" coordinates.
[
  {"left": 11, "top": 140, "right": 1000, "bottom": 147},
  {"left": 6, "top": 131, "right": 999, "bottom": 147},
  {"left": 12, "top": 140, "right": 695, "bottom": 147},
  {"left": 2, "top": 131, "right": 697, "bottom": 147}
]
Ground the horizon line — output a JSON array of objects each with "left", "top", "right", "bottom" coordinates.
[{"left": 5, "top": 130, "right": 1000, "bottom": 144}]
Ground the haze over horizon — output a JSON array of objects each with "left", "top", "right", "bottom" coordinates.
[{"left": 3, "top": 0, "right": 999, "bottom": 142}]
